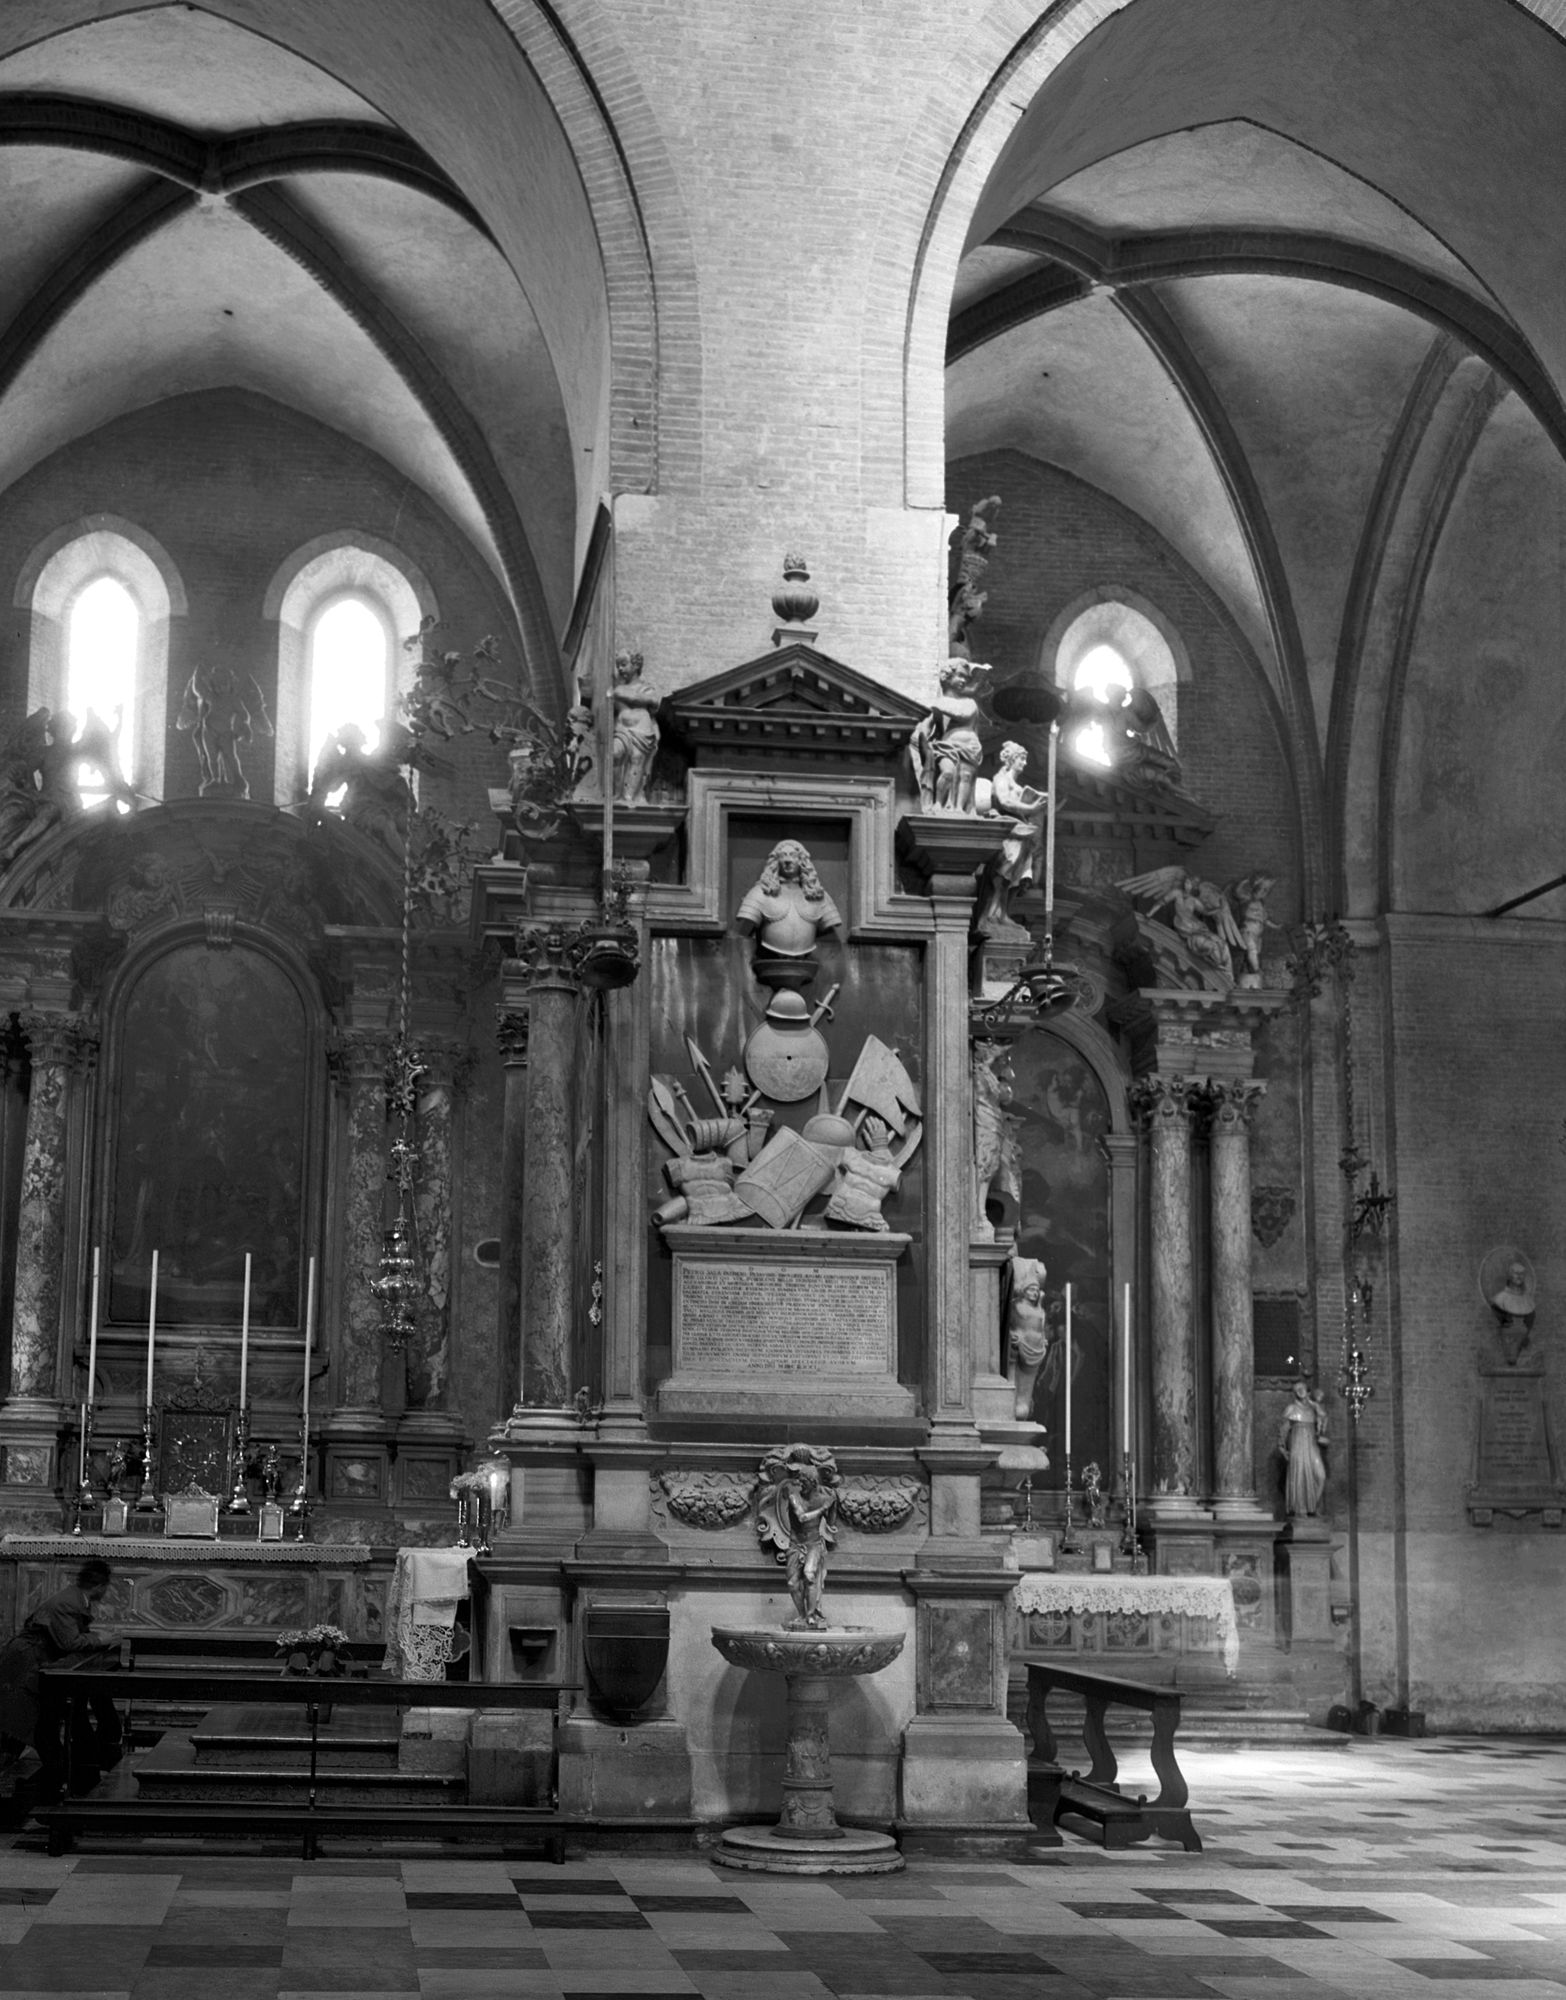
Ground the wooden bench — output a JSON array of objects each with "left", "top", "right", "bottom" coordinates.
[
  {"left": 1024, "top": 1660, "right": 1201, "bottom": 1851},
  {"left": 37, "top": 1663, "right": 574, "bottom": 1861}
]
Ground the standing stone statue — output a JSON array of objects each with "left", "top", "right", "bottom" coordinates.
[
  {"left": 909, "top": 659, "right": 991, "bottom": 813},
  {"left": 610, "top": 650, "right": 661, "bottom": 804},
  {"left": 972, "top": 1040, "right": 1021, "bottom": 1237},
  {"left": 977, "top": 740, "right": 1049, "bottom": 936},
  {"left": 756, "top": 1444, "right": 841, "bottom": 1629},
  {"left": 1278, "top": 1379, "right": 1329, "bottom": 1517},
  {"left": 1007, "top": 1252, "right": 1053, "bottom": 1423},
  {"left": 176, "top": 663, "right": 274, "bottom": 798}
]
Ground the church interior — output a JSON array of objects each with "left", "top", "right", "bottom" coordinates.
[{"left": 1, "top": 0, "right": 1565, "bottom": 1981}]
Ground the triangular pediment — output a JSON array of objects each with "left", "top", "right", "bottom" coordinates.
[{"left": 664, "top": 642, "right": 926, "bottom": 765}]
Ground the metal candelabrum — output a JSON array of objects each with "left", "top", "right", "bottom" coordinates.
[
  {"left": 134, "top": 1407, "right": 159, "bottom": 1510},
  {"left": 71, "top": 1402, "right": 94, "bottom": 1534},
  {"left": 1059, "top": 1451, "right": 1081, "bottom": 1553},
  {"left": 1119, "top": 1448, "right": 1142, "bottom": 1567},
  {"left": 227, "top": 1407, "right": 252, "bottom": 1513}
]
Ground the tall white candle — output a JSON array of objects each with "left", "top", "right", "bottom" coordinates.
[
  {"left": 85, "top": 1246, "right": 100, "bottom": 1401},
  {"left": 145, "top": 1249, "right": 159, "bottom": 1409},
  {"left": 1063, "top": 1282, "right": 1073, "bottom": 1456},
  {"left": 302, "top": 1254, "right": 315, "bottom": 1429},
  {"left": 1122, "top": 1281, "right": 1132, "bottom": 1459},
  {"left": 238, "top": 1252, "right": 252, "bottom": 1409}
]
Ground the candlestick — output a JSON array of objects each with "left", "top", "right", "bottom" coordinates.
[
  {"left": 1120, "top": 1446, "right": 1138, "bottom": 1563},
  {"left": 144, "top": 1249, "right": 159, "bottom": 1409},
  {"left": 77, "top": 1397, "right": 87, "bottom": 1488},
  {"left": 86, "top": 1246, "right": 100, "bottom": 1401},
  {"left": 1063, "top": 1282, "right": 1073, "bottom": 1457},
  {"left": 1059, "top": 1449, "right": 1079, "bottom": 1553},
  {"left": 239, "top": 1256, "right": 251, "bottom": 1416}
]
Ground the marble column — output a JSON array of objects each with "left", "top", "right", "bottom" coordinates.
[
  {"left": 494, "top": 1001, "right": 529, "bottom": 1417},
  {"left": 926, "top": 883, "right": 981, "bottom": 1441},
  {"left": 2, "top": 1013, "right": 90, "bottom": 1490},
  {"left": 1134, "top": 1075, "right": 1200, "bottom": 1505},
  {"left": 1208, "top": 1078, "right": 1266, "bottom": 1512},
  {"left": 407, "top": 1039, "right": 465, "bottom": 1409},
  {"left": 516, "top": 923, "right": 579, "bottom": 1411},
  {"left": 330, "top": 1028, "right": 394, "bottom": 1415}
]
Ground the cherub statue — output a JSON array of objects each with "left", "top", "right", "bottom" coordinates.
[
  {"left": 1118, "top": 685, "right": 1182, "bottom": 788},
  {"left": 756, "top": 1443, "right": 841, "bottom": 1629},
  {"left": 736, "top": 839, "right": 842, "bottom": 959},
  {"left": 610, "top": 650, "right": 661, "bottom": 804},
  {"left": 1278, "top": 1379, "right": 1329, "bottom": 1518},
  {"left": 1229, "top": 874, "right": 1278, "bottom": 987},
  {"left": 972, "top": 1040, "right": 1021, "bottom": 1237},
  {"left": 1007, "top": 1252, "right": 1053, "bottom": 1423},
  {"left": 176, "top": 663, "right": 274, "bottom": 797},
  {"left": 909, "top": 658, "right": 991, "bottom": 812},
  {"left": 948, "top": 494, "right": 1001, "bottom": 653},
  {"left": 308, "top": 721, "right": 413, "bottom": 857},
  {"left": 1117, "top": 865, "right": 1240, "bottom": 979},
  {"left": 977, "top": 740, "right": 1048, "bottom": 935}
]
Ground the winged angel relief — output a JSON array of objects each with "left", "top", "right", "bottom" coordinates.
[{"left": 1117, "top": 866, "right": 1277, "bottom": 988}]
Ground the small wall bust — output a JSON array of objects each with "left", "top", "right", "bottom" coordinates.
[{"left": 1481, "top": 1245, "right": 1538, "bottom": 1368}]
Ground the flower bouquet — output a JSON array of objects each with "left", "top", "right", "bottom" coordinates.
[{"left": 277, "top": 1624, "right": 368, "bottom": 1679}]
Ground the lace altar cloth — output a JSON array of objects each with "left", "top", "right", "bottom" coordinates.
[
  {"left": 382, "top": 1546, "right": 472, "bottom": 1681},
  {"left": 1011, "top": 1571, "right": 1240, "bottom": 1676}
]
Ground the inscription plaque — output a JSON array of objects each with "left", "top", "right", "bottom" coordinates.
[
  {"left": 678, "top": 1261, "right": 892, "bottom": 1375},
  {"left": 1468, "top": 1355, "right": 1564, "bottom": 1526},
  {"left": 660, "top": 1225, "right": 915, "bottom": 1421}
]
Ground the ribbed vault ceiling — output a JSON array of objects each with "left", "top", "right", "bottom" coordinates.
[
  {"left": 948, "top": 0, "right": 1566, "bottom": 912},
  {"left": 0, "top": 1, "right": 588, "bottom": 666}
]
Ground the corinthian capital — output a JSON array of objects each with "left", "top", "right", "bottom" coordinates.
[
  {"left": 17, "top": 1010, "right": 94, "bottom": 1073},
  {"left": 1130, "top": 1073, "right": 1198, "bottom": 1129},
  {"left": 1205, "top": 1077, "right": 1266, "bottom": 1133},
  {"left": 513, "top": 921, "right": 581, "bottom": 995}
]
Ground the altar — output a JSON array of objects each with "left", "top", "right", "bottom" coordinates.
[
  {"left": 1012, "top": 1571, "right": 1241, "bottom": 1677},
  {"left": 0, "top": 1534, "right": 382, "bottom": 1655}
]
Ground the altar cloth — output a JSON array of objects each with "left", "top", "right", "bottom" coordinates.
[
  {"left": 383, "top": 1546, "right": 472, "bottom": 1680},
  {"left": 1011, "top": 1570, "right": 1240, "bottom": 1675}
]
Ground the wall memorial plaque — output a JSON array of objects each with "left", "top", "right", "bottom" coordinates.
[
  {"left": 659, "top": 1225, "right": 916, "bottom": 1421},
  {"left": 1468, "top": 1350, "right": 1565, "bottom": 1527}
]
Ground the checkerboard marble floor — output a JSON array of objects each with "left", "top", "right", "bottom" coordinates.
[{"left": 4, "top": 1735, "right": 1566, "bottom": 2000}]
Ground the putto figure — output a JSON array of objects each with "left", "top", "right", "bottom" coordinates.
[
  {"left": 736, "top": 839, "right": 842, "bottom": 959},
  {"left": 909, "top": 657, "right": 991, "bottom": 813},
  {"left": 609, "top": 649, "right": 661, "bottom": 804},
  {"left": 756, "top": 1443, "right": 841, "bottom": 1629},
  {"left": 176, "top": 663, "right": 274, "bottom": 798}
]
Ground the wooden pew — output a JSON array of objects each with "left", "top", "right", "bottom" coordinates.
[
  {"left": 1023, "top": 1660, "right": 1201, "bottom": 1851},
  {"left": 36, "top": 1663, "right": 575, "bottom": 1860}
]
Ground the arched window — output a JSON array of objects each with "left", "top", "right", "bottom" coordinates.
[
  {"left": 18, "top": 517, "right": 185, "bottom": 806},
  {"left": 65, "top": 576, "right": 140, "bottom": 805},
  {"left": 1070, "top": 643, "right": 1135, "bottom": 766},
  {"left": 265, "top": 537, "right": 434, "bottom": 807},
  {"left": 1045, "top": 593, "right": 1188, "bottom": 777},
  {"left": 307, "top": 594, "right": 394, "bottom": 777}
]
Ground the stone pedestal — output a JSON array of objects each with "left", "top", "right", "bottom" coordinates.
[
  {"left": 1277, "top": 1518, "right": 1334, "bottom": 1646},
  {"left": 899, "top": 1570, "right": 1028, "bottom": 1844},
  {"left": 557, "top": 1714, "right": 693, "bottom": 1819}
]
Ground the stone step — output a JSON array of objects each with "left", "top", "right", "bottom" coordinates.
[
  {"left": 188, "top": 1704, "right": 401, "bottom": 1771},
  {"left": 133, "top": 1731, "right": 465, "bottom": 1806}
]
